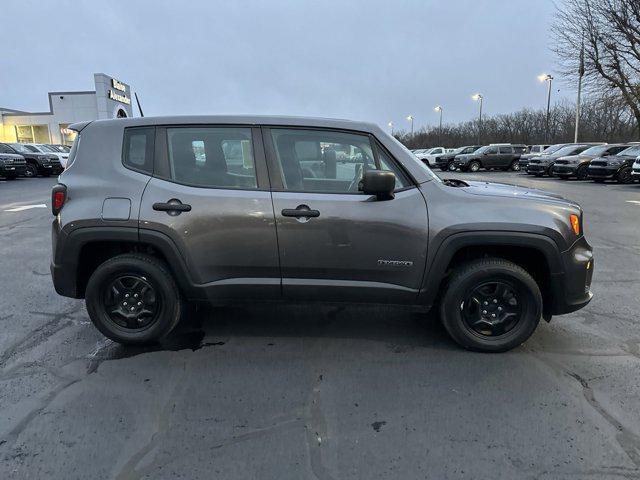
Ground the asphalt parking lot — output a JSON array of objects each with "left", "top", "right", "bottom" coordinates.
[{"left": 1, "top": 172, "right": 640, "bottom": 480}]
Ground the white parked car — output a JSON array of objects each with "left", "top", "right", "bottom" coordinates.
[
  {"left": 414, "top": 147, "right": 446, "bottom": 166},
  {"left": 26, "top": 144, "right": 69, "bottom": 168}
]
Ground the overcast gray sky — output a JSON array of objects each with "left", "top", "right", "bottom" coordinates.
[{"left": 1, "top": 0, "right": 568, "bottom": 132}]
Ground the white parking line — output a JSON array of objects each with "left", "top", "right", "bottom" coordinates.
[
  {"left": 627, "top": 201, "right": 640, "bottom": 205},
  {"left": 4, "top": 204, "right": 48, "bottom": 212}
]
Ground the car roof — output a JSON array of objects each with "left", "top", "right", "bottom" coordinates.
[{"left": 71, "top": 115, "right": 380, "bottom": 133}]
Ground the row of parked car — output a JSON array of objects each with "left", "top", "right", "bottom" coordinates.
[
  {"left": 413, "top": 142, "right": 640, "bottom": 184},
  {"left": 0, "top": 142, "right": 69, "bottom": 179}
]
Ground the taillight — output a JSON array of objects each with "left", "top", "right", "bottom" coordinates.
[{"left": 52, "top": 184, "right": 67, "bottom": 215}]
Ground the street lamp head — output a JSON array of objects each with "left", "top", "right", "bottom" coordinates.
[
  {"left": 434, "top": 105, "right": 442, "bottom": 112},
  {"left": 388, "top": 121, "right": 393, "bottom": 127},
  {"left": 538, "top": 73, "right": 553, "bottom": 82},
  {"left": 406, "top": 115, "right": 413, "bottom": 121},
  {"left": 472, "top": 93, "right": 483, "bottom": 101}
]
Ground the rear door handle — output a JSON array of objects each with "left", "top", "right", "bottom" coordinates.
[
  {"left": 281, "top": 205, "right": 320, "bottom": 218},
  {"left": 153, "top": 200, "right": 191, "bottom": 215}
]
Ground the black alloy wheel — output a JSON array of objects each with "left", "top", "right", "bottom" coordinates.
[
  {"left": 576, "top": 164, "right": 588, "bottom": 180},
  {"left": 461, "top": 281, "right": 522, "bottom": 337},
  {"left": 103, "top": 275, "right": 160, "bottom": 330},
  {"left": 617, "top": 168, "right": 634, "bottom": 184}
]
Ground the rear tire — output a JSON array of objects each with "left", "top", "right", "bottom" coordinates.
[
  {"left": 85, "top": 254, "right": 183, "bottom": 345},
  {"left": 439, "top": 258, "right": 542, "bottom": 352},
  {"left": 510, "top": 160, "right": 521, "bottom": 172}
]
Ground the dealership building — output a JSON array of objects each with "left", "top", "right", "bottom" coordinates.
[{"left": 0, "top": 73, "right": 134, "bottom": 146}]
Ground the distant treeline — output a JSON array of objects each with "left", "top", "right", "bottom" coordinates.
[{"left": 397, "top": 96, "right": 639, "bottom": 149}]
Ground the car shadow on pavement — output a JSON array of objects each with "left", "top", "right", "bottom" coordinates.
[{"left": 87, "top": 303, "right": 460, "bottom": 371}]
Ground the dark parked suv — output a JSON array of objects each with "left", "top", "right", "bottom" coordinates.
[
  {"left": 587, "top": 144, "right": 640, "bottom": 184},
  {"left": 435, "top": 145, "right": 482, "bottom": 171},
  {"left": 51, "top": 116, "right": 593, "bottom": 352},
  {"left": 526, "top": 144, "right": 597, "bottom": 177},
  {"left": 552, "top": 144, "right": 629, "bottom": 180},
  {"left": 4, "top": 143, "right": 63, "bottom": 177},
  {"left": 453, "top": 144, "right": 523, "bottom": 172},
  {"left": 0, "top": 143, "right": 27, "bottom": 179}
]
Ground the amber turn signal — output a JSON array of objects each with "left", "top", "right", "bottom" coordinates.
[{"left": 570, "top": 214, "right": 580, "bottom": 235}]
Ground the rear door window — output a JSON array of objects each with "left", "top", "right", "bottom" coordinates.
[{"left": 166, "top": 127, "right": 257, "bottom": 189}]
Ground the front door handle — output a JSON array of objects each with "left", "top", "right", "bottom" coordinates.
[
  {"left": 153, "top": 199, "right": 191, "bottom": 216},
  {"left": 282, "top": 205, "right": 320, "bottom": 219}
]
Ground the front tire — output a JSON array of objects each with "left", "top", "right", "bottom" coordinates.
[
  {"left": 25, "top": 163, "right": 38, "bottom": 178},
  {"left": 85, "top": 254, "right": 182, "bottom": 345},
  {"left": 439, "top": 258, "right": 542, "bottom": 352},
  {"left": 617, "top": 167, "right": 634, "bottom": 184},
  {"left": 469, "top": 161, "right": 481, "bottom": 172},
  {"left": 576, "top": 164, "right": 588, "bottom": 180}
]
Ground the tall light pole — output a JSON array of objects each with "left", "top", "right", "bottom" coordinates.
[
  {"left": 472, "top": 94, "right": 483, "bottom": 144},
  {"left": 538, "top": 74, "right": 554, "bottom": 142},
  {"left": 388, "top": 121, "right": 394, "bottom": 136},
  {"left": 434, "top": 106, "right": 443, "bottom": 145},
  {"left": 406, "top": 115, "right": 414, "bottom": 136}
]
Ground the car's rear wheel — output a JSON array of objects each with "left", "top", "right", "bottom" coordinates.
[
  {"left": 469, "top": 161, "right": 481, "bottom": 172},
  {"left": 576, "top": 164, "right": 588, "bottom": 180},
  {"left": 510, "top": 160, "right": 521, "bottom": 171},
  {"left": 439, "top": 258, "right": 542, "bottom": 352},
  {"left": 85, "top": 254, "right": 182, "bottom": 345},
  {"left": 448, "top": 162, "right": 457, "bottom": 172},
  {"left": 24, "top": 163, "right": 38, "bottom": 178}
]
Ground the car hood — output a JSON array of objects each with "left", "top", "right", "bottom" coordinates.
[{"left": 459, "top": 180, "right": 578, "bottom": 207}]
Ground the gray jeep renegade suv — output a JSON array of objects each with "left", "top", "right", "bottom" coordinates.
[{"left": 51, "top": 116, "right": 593, "bottom": 352}]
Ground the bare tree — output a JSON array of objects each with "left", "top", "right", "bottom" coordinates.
[
  {"left": 397, "top": 96, "right": 636, "bottom": 148},
  {"left": 552, "top": 0, "right": 640, "bottom": 135}
]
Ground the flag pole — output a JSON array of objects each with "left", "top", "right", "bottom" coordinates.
[{"left": 574, "top": 40, "right": 584, "bottom": 143}]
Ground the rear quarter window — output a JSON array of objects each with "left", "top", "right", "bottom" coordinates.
[{"left": 122, "top": 127, "right": 155, "bottom": 174}]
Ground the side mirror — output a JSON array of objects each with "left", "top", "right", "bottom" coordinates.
[{"left": 362, "top": 170, "right": 395, "bottom": 200}]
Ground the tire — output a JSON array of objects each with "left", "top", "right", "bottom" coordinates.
[
  {"left": 448, "top": 162, "right": 457, "bottom": 172},
  {"left": 439, "top": 258, "right": 542, "bottom": 352},
  {"left": 576, "top": 164, "right": 588, "bottom": 181},
  {"left": 617, "top": 167, "right": 634, "bottom": 184},
  {"left": 469, "top": 161, "right": 481, "bottom": 172},
  {"left": 510, "top": 160, "right": 521, "bottom": 172},
  {"left": 85, "top": 254, "right": 183, "bottom": 345},
  {"left": 25, "top": 163, "right": 38, "bottom": 178}
]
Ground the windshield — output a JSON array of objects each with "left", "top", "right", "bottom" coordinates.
[
  {"left": 542, "top": 144, "right": 566, "bottom": 155},
  {"left": 554, "top": 145, "right": 583, "bottom": 157},
  {"left": 618, "top": 145, "right": 640, "bottom": 156},
  {"left": 581, "top": 145, "right": 610, "bottom": 156},
  {"left": 10, "top": 143, "right": 38, "bottom": 153}
]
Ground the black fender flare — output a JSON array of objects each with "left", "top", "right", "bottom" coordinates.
[{"left": 417, "top": 231, "right": 564, "bottom": 309}]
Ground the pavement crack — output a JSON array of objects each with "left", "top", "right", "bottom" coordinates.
[
  {"left": 529, "top": 348, "right": 640, "bottom": 469},
  {"left": 0, "top": 303, "right": 83, "bottom": 370}
]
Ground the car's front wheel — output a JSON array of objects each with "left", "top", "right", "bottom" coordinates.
[
  {"left": 85, "top": 254, "right": 182, "bottom": 345},
  {"left": 24, "top": 163, "right": 38, "bottom": 178},
  {"left": 439, "top": 258, "right": 542, "bottom": 352},
  {"left": 617, "top": 167, "right": 634, "bottom": 184},
  {"left": 576, "top": 164, "right": 588, "bottom": 180},
  {"left": 448, "top": 162, "right": 457, "bottom": 172}
]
